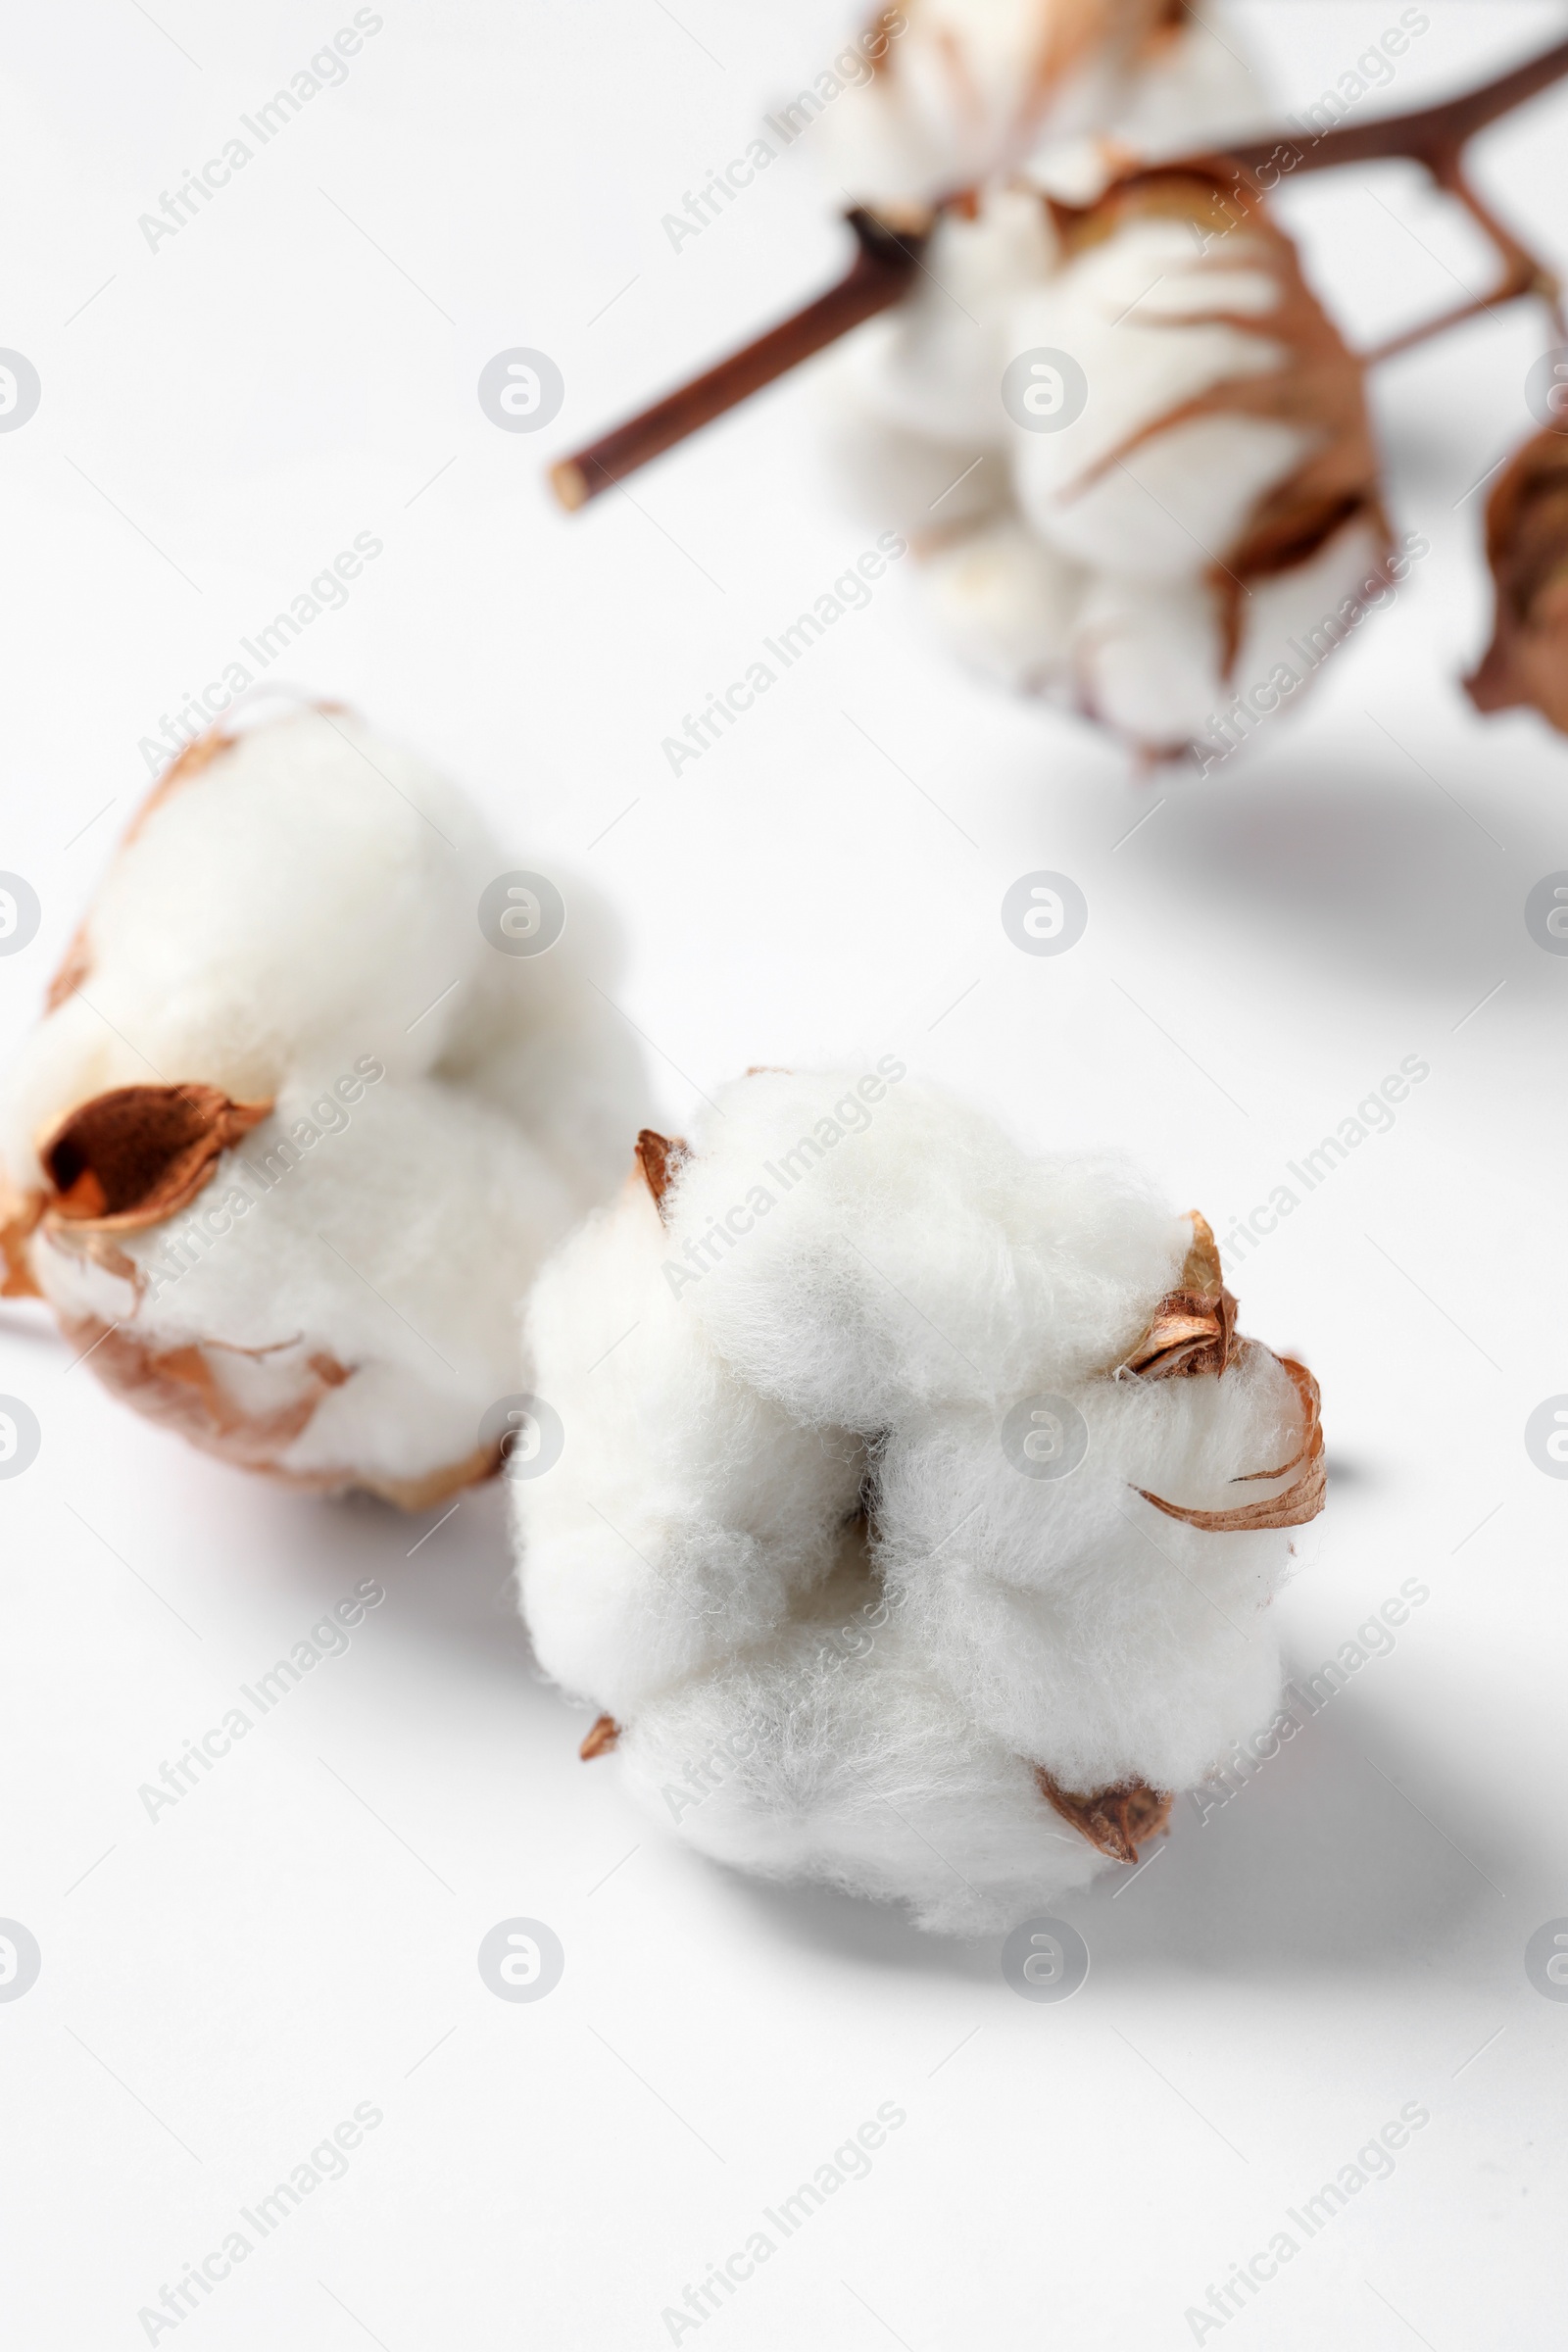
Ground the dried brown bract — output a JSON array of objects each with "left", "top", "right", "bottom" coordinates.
[
  {"left": 1467, "top": 426, "right": 1568, "bottom": 736},
  {"left": 41, "top": 1086, "right": 273, "bottom": 1230},
  {"left": 1037, "top": 1767, "right": 1173, "bottom": 1863}
]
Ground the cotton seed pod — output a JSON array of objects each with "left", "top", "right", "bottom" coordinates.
[
  {"left": 818, "top": 0, "right": 1263, "bottom": 220},
  {"left": 826, "top": 165, "right": 1391, "bottom": 760},
  {"left": 514, "top": 1069, "right": 1323, "bottom": 1934},
  {"left": 0, "top": 708, "right": 648, "bottom": 1506},
  {"left": 1466, "top": 427, "right": 1568, "bottom": 735}
]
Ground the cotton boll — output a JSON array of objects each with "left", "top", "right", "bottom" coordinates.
[
  {"left": 516, "top": 1071, "right": 1323, "bottom": 1932},
  {"left": 874, "top": 1341, "right": 1305, "bottom": 1791},
  {"left": 837, "top": 198, "right": 1061, "bottom": 449},
  {"left": 24, "top": 1077, "right": 575, "bottom": 1501},
  {"left": 819, "top": 0, "right": 1235, "bottom": 217},
  {"left": 1029, "top": 414, "right": 1309, "bottom": 584},
  {"left": 1098, "top": 0, "right": 1269, "bottom": 153},
  {"left": 435, "top": 867, "right": 650, "bottom": 1208},
  {"left": 1220, "top": 514, "right": 1393, "bottom": 731},
  {"left": 1074, "top": 571, "right": 1228, "bottom": 747},
  {"left": 1006, "top": 226, "right": 1291, "bottom": 524},
  {"left": 998, "top": 172, "right": 1387, "bottom": 756},
  {"left": 1, "top": 710, "right": 650, "bottom": 1502},
  {"left": 670, "top": 1069, "right": 1189, "bottom": 1425},
  {"left": 618, "top": 1542, "right": 1107, "bottom": 1935},
  {"left": 817, "top": 398, "right": 1010, "bottom": 542},
  {"left": 516, "top": 1175, "right": 865, "bottom": 1719},
  {"left": 2, "top": 711, "right": 496, "bottom": 1188},
  {"left": 917, "top": 514, "right": 1085, "bottom": 691},
  {"left": 812, "top": 198, "right": 1054, "bottom": 537}
]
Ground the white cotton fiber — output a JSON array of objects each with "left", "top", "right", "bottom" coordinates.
[
  {"left": 818, "top": 1, "right": 1269, "bottom": 219},
  {"left": 811, "top": 5, "right": 1391, "bottom": 762},
  {"left": 514, "top": 1068, "right": 1324, "bottom": 1933},
  {"left": 0, "top": 707, "right": 649, "bottom": 1506}
]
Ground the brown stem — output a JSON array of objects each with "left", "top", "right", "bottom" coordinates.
[
  {"left": 549, "top": 34, "right": 1568, "bottom": 507},
  {"left": 1221, "top": 35, "right": 1568, "bottom": 180},
  {"left": 549, "top": 209, "right": 929, "bottom": 511},
  {"left": 1217, "top": 43, "right": 1568, "bottom": 365},
  {"left": 1360, "top": 156, "right": 1560, "bottom": 368}
]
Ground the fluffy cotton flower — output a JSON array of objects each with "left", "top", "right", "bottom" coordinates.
[
  {"left": 0, "top": 707, "right": 648, "bottom": 1506},
  {"left": 820, "top": 0, "right": 1270, "bottom": 219},
  {"left": 824, "top": 165, "right": 1390, "bottom": 760},
  {"left": 1467, "top": 426, "right": 1568, "bottom": 736},
  {"left": 514, "top": 1069, "right": 1323, "bottom": 1933}
]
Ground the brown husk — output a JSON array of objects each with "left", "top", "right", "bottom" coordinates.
[
  {"left": 1466, "top": 426, "right": 1568, "bottom": 733},
  {"left": 1050, "top": 167, "right": 1390, "bottom": 676},
  {"left": 56, "top": 1313, "right": 499, "bottom": 1508},
  {"left": 1119, "top": 1212, "right": 1326, "bottom": 1533},
  {"left": 634, "top": 1128, "right": 688, "bottom": 1221},
  {"left": 1135, "top": 1354, "right": 1325, "bottom": 1533},
  {"left": 1119, "top": 1209, "right": 1237, "bottom": 1379},
  {"left": 40, "top": 1085, "right": 272, "bottom": 1232},
  {"left": 0, "top": 1183, "right": 44, "bottom": 1298},
  {"left": 1036, "top": 1766, "right": 1172, "bottom": 1862},
  {"left": 580, "top": 1714, "right": 622, "bottom": 1759}
]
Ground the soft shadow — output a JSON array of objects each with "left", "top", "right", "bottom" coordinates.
[
  {"left": 1065, "top": 1687, "right": 1511, "bottom": 1983},
  {"left": 719, "top": 1865, "right": 1000, "bottom": 1985},
  {"left": 1133, "top": 752, "right": 1561, "bottom": 1000},
  {"left": 312, "top": 1476, "right": 536, "bottom": 1684}
]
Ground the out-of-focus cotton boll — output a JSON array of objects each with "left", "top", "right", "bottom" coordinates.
[
  {"left": 998, "top": 172, "right": 1389, "bottom": 751},
  {"left": 819, "top": 74, "right": 1390, "bottom": 765},
  {"left": 514, "top": 1069, "right": 1325, "bottom": 1933},
  {"left": 1467, "top": 427, "right": 1568, "bottom": 736},
  {"left": 841, "top": 169, "right": 1388, "bottom": 759},
  {"left": 0, "top": 708, "right": 649, "bottom": 1506},
  {"left": 616, "top": 1538, "right": 1107, "bottom": 1936},
  {"left": 819, "top": 1, "right": 1267, "bottom": 220}
]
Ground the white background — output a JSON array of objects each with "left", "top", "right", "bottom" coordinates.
[{"left": 4, "top": 4, "right": 1568, "bottom": 2345}]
